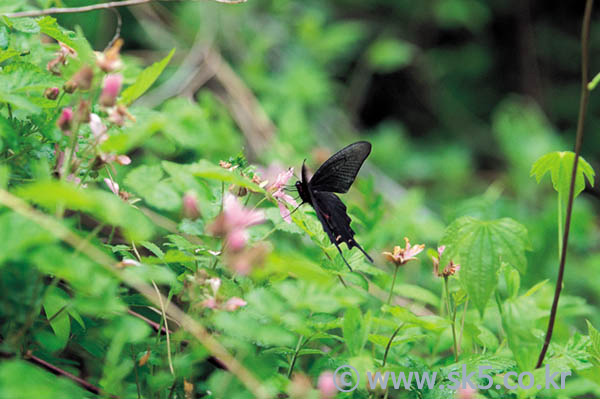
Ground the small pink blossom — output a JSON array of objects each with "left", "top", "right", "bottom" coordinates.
[
  {"left": 269, "top": 167, "right": 294, "bottom": 192},
  {"left": 223, "top": 297, "right": 247, "bottom": 311},
  {"left": 382, "top": 237, "right": 425, "bottom": 267},
  {"left": 458, "top": 386, "right": 476, "bottom": 399},
  {"left": 96, "top": 38, "right": 123, "bottom": 72},
  {"left": 104, "top": 178, "right": 119, "bottom": 196},
  {"left": 214, "top": 193, "right": 265, "bottom": 250},
  {"left": 108, "top": 104, "right": 135, "bottom": 126},
  {"left": 201, "top": 297, "right": 218, "bottom": 309},
  {"left": 57, "top": 107, "right": 73, "bottom": 133},
  {"left": 44, "top": 87, "right": 59, "bottom": 100},
  {"left": 270, "top": 168, "right": 298, "bottom": 223},
  {"left": 100, "top": 74, "right": 122, "bottom": 107},
  {"left": 317, "top": 371, "right": 337, "bottom": 399}
]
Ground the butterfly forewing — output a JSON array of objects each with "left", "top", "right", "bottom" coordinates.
[{"left": 308, "top": 141, "right": 372, "bottom": 193}]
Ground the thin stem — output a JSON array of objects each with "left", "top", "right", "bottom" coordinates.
[
  {"left": 131, "top": 345, "right": 142, "bottom": 399},
  {"left": 387, "top": 266, "right": 399, "bottom": 305},
  {"left": 458, "top": 298, "right": 468, "bottom": 353},
  {"left": 444, "top": 277, "right": 458, "bottom": 361},
  {"left": 557, "top": 191, "right": 563, "bottom": 260},
  {"left": 287, "top": 335, "right": 304, "bottom": 378},
  {"left": 382, "top": 324, "right": 403, "bottom": 367},
  {"left": 537, "top": 0, "right": 594, "bottom": 369},
  {"left": 3, "top": 0, "right": 246, "bottom": 18}
]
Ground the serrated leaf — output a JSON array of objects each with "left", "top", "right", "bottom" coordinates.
[
  {"left": 440, "top": 216, "right": 530, "bottom": 315},
  {"left": 140, "top": 241, "right": 164, "bottom": 259},
  {"left": 343, "top": 307, "right": 369, "bottom": 355},
  {"left": 121, "top": 48, "right": 175, "bottom": 105},
  {"left": 587, "top": 320, "right": 600, "bottom": 361},
  {"left": 530, "top": 151, "right": 595, "bottom": 203},
  {"left": 8, "top": 17, "right": 39, "bottom": 33}
]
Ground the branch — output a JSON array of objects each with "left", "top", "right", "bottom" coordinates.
[
  {"left": 536, "top": 0, "right": 594, "bottom": 368},
  {"left": 3, "top": 0, "right": 245, "bottom": 18}
]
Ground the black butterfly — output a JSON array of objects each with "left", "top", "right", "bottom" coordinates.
[{"left": 295, "top": 141, "right": 374, "bottom": 271}]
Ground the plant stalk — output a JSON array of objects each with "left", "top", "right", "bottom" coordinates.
[{"left": 536, "top": 0, "right": 594, "bottom": 368}]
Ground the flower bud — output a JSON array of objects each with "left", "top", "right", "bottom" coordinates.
[
  {"left": 183, "top": 192, "right": 201, "bottom": 219},
  {"left": 75, "top": 100, "right": 91, "bottom": 124},
  {"left": 63, "top": 80, "right": 77, "bottom": 94},
  {"left": 44, "top": 87, "right": 60, "bottom": 100},
  {"left": 57, "top": 107, "right": 73, "bottom": 133},
  {"left": 99, "top": 74, "right": 122, "bottom": 107},
  {"left": 72, "top": 65, "right": 94, "bottom": 90}
]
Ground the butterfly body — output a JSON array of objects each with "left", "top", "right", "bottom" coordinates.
[{"left": 295, "top": 141, "right": 374, "bottom": 271}]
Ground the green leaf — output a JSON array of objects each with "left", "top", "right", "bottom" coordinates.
[
  {"left": 0, "top": 48, "right": 19, "bottom": 63},
  {"left": 124, "top": 164, "right": 180, "bottom": 211},
  {"left": 343, "top": 307, "right": 369, "bottom": 355},
  {"left": 0, "top": 212, "right": 55, "bottom": 264},
  {"left": 188, "top": 160, "right": 265, "bottom": 193},
  {"left": 383, "top": 305, "right": 450, "bottom": 331},
  {"left": 8, "top": 17, "right": 40, "bottom": 33},
  {"left": 440, "top": 216, "right": 530, "bottom": 315},
  {"left": 16, "top": 180, "right": 154, "bottom": 241},
  {"left": 0, "top": 360, "right": 88, "bottom": 399},
  {"left": 43, "top": 286, "right": 71, "bottom": 350},
  {"left": 587, "top": 320, "right": 600, "bottom": 362},
  {"left": 120, "top": 48, "right": 175, "bottom": 105},
  {"left": 36, "top": 17, "right": 78, "bottom": 50},
  {"left": 530, "top": 151, "right": 595, "bottom": 203}
]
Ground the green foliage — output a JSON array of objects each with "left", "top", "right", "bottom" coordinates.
[
  {"left": 120, "top": 48, "right": 175, "bottom": 105},
  {"left": 531, "top": 151, "right": 595, "bottom": 203},
  {"left": 440, "top": 217, "right": 530, "bottom": 315},
  {"left": 0, "top": 4, "right": 599, "bottom": 399}
]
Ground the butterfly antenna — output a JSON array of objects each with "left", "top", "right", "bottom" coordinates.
[{"left": 356, "top": 243, "right": 374, "bottom": 263}]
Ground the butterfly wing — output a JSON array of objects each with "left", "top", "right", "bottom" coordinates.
[
  {"left": 309, "top": 141, "right": 372, "bottom": 194},
  {"left": 310, "top": 190, "right": 373, "bottom": 271}
]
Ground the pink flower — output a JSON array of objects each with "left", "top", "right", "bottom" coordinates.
[
  {"left": 317, "top": 371, "right": 337, "bottom": 399},
  {"left": 224, "top": 297, "right": 247, "bottom": 311},
  {"left": 57, "top": 107, "right": 73, "bottom": 133},
  {"left": 269, "top": 167, "right": 294, "bottom": 192},
  {"left": 208, "top": 193, "right": 264, "bottom": 251},
  {"left": 104, "top": 178, "right": 119, "bottom": 196},
  {"left": 382, "top": 237, "right": 425, "bottom": 267},
  {"left": 100, "top": 74, "right": 122, "bottom": 107},
  {"left": 431, "top": 245, "right": 460, "bottom": 277},
  {"left": 270, "top": 168, "right": 298, "bottom": 223},
  {"left": 44, "top": 87, "right": 59, "bottom": 100},
  {"left": 182, "top": 192, "right": 201, "bottom": 219},
  {"left": 458, "top": 386, "right": 476, "bottom": 399},
  {"left": 90, "top": 113, "right": 108, "bottom": 143}
]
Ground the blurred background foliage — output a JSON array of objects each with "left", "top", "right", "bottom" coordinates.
[{"left": 2, "top": 0, "right": 600, "bottom": 398}]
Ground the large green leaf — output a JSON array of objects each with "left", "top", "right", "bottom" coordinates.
[
  {"left": 124, "top": 164, "right": 180, "bottom": 211},
  {"left": 343, "top": 307, "right": 370, "bottom": 355},
  {"left": 16, "top": 181, "right": 154, "bottom": 241},
  {"left": 120, "top": 48, "right": 175, "bottom": 105},
  {"left": 530, "top": 151, "right": 595, "bottom": 203},
  {"left": 440, "top": 216, "right": 530, "bottom": 315}
]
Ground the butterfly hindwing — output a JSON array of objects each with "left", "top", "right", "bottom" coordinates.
[
  {"left": 309, "top": 141, "right": 372, "bottom": 193},
  {"left": 311, "top": 191, "right": 373, "bottom": 270}
]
